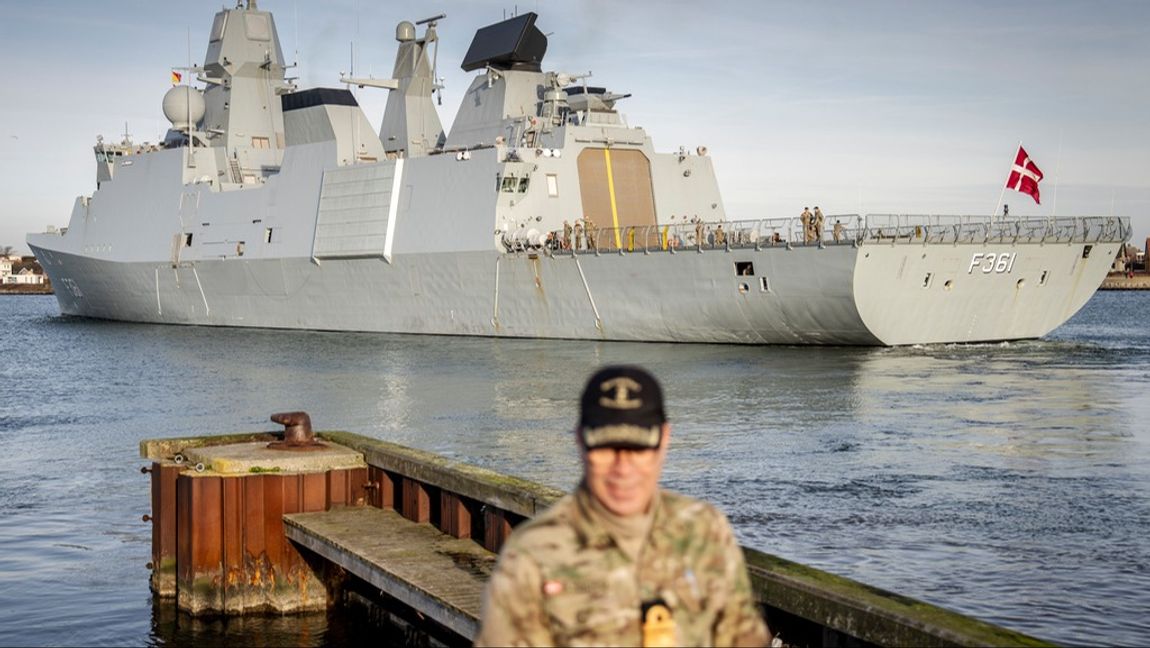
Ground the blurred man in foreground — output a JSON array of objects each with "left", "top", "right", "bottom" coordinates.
[{"left": 476, "top": 365, "right": 769, "bottom": 647}]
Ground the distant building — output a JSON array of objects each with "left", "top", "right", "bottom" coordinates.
[{"left": 2, "top": 256, "right": 47, "bottom": 285}]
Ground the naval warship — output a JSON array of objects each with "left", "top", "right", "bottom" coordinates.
[{"left": 27, "top": 2, "right": 1130, "bottom": 345}]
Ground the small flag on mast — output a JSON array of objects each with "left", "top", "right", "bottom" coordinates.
[
  {"left": 171, "top": 70, "right": 182, "bottom": 85},
  {"left": 1005, "top": 145, "right": 1044, "bottom": 205}
]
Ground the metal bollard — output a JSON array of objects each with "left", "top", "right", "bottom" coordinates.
[{"left": 267, "top": 410, "right": 326, "bottom": 451}]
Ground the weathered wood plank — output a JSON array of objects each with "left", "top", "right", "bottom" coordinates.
[{"left": 284, "top": 506, "right": 496, "bottom": 640}]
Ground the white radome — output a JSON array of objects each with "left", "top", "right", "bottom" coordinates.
[{"left": 162, "top": 86, "right": 205, "bottom": 131}]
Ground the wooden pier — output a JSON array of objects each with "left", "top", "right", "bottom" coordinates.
[{"left": 141, "top": 427, "right": 1050, "bottom": 647}]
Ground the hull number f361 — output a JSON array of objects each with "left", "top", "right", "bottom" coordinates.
[{"left": 968, "top": 252, "right": 1017, "bottom": 274}]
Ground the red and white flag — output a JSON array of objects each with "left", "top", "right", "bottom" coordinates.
[{"left": 1005, "top": 145, "right": 1044, "bottom": 205}]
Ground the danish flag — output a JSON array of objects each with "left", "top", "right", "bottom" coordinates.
[{"left": 1005, "top": 145, "right": 1044, "bottom": 205}]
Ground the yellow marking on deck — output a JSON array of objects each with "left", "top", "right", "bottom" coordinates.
[{"left": 604, "top": 149, "right": 622, "bottom": 248}]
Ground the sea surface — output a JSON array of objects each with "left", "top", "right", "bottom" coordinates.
[{"left": 1, "top": 292, "right": 1148, "bottom": 646}]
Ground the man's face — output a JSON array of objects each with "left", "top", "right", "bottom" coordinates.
[{"left": 580, "top": 425, "right": 670, "bottom": 517}]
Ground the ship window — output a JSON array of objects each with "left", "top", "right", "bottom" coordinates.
[
  {"left": 252, "top": 136, "right": 270, "bottom": 149},
  {"left": 546, "top": 174, "right": 559, "bottom": 197},
  {"left": 922, "top": 272, "right": 933, "bottom": 288},
  {"left": 236, "top": 241, "right": 245, "bottom": 256},
  {"left": 1082, "top": 245, "right": 1093, "bottom": 259},
  {"left": 184, "top": 233, "right": 193, "bottom": 247},
  {"left": 735, "top": 261, "right": 754, "bottom": 276},
  {"left": 501, "top": 175, "right": 518, "bottom": 192},
  {"left": 1040, "top": 270, "right": 1049, "bottom": 286},
  {"left": 760, "top": 277, "right": 771, "bottom": 292},
  {"left": 494, "top": 174, "right": 502, "bottom": 192},
  {"left": 264, "top": 227, "right": 273, "bottom": 243},
  {"left": 518, "top": 177, "right": 530, "bottom": 193}
]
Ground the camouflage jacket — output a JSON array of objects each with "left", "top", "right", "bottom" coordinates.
[{"left": 475, "top": 486, "right": 769, "bottom": 647}]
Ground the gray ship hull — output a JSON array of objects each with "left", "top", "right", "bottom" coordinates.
[
  {"left": 29, "top": 231, "right": 1121, "bottom": 346},
  {"left": 26, "top": 4, "right": 1130, "bottom": 346}
]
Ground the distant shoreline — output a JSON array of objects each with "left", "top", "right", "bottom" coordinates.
[
  {"left": 0, "top": 286, "right": 53, "bottom": 295},
  {"left": 1100, "top": 273, "right": 1150, "bottom": 291}
]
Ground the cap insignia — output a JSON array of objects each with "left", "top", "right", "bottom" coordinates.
[{"left": 599, "top": 377, "right": 642, "bottom": 410}]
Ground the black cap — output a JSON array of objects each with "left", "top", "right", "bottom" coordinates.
[{"left": 579, "top": 365, "right": 666, "bottom": 449}]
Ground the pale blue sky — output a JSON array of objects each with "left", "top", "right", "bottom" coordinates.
[{"left": 1, "top": 0, "right": 1147, "bottom": 254}]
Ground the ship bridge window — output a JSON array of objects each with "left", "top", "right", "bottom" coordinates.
[
  {"left": 518, "top": 177, "right": 530, "bottom": 193},
  {"left": 546, "top": 174, "right": 559, "bottom": 197},
  {"left": 501, "top": 175, "right": 518, "bottom": 192},
  {"left": 252, "top": 136, "right": 270, "bottom": 149},
  {"left": 735, "top": 262, "right": 754, "bottom": 276}
]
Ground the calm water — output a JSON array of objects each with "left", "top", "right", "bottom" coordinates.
[{"left": 1, "top": 292, "right": 1148, "bottom": 646}]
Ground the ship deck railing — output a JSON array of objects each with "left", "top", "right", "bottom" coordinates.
[{"left": 526, "top": 215, "right": 1130, "bottom": 256}]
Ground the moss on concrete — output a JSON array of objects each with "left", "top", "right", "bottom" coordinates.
[
  {"left": 139, "top": 432, "right": 278, "bottom": 460},
  {"left": 319, "top": 431, "right": 565, "bottom": 516},
  {"left": 744, "top": 550, "right": 1051, "bottom": 647}
]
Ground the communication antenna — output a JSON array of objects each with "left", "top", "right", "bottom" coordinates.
[
  {"left": 293, "top": 0, "right": 300, "bottom": 77},
  {"left": 417, "top": 14, "right": 446, "bottom": 106}
]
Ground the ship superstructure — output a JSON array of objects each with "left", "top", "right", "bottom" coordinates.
[{"left": 28, "top": 2, "right": 1130, "bottom": 345}]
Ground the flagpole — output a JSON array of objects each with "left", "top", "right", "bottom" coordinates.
[
  {"left": 186, "top": 27, "right": 191, "bottom": 151},
  {"left": 992, "top": 140, "right": 1020, "bottom": 224}
]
